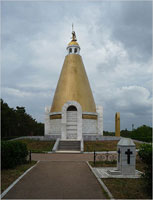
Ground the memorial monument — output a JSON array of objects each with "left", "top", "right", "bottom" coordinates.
[
  {"left": 108, "top": 138, "right": 137, "bottom": 176},
  {"left": 117, "top": 138, "right": 136, "bottom": 175},
  {"left": 45, "top": 28, "right": 103, "bottom": 142}
]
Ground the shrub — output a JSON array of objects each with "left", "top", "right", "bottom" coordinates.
[
  {"left": 1, "top": 140, "right": 28, "bottom": 169},
  {"left": 138, "top": 143, "right": 152, "bottom": 196}
]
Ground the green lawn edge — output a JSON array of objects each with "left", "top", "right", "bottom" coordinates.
[{"left": 1, "top": 161, "right": 37, "bottom": 193}]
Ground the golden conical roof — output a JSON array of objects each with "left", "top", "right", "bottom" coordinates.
[
  {"left": 50, "top": 31, "right": 96, "bottom": 113},
  {"left": 51, "top": 53, "right": 96, "bottom": 113}
]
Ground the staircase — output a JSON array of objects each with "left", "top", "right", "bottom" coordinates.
[{"left": 58, "top": 140, "right": 81, "bottom": 152}]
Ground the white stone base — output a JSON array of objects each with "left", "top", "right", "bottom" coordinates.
[
  {"left": 44, "top": 103, "right": 103, "bottom": 137},
  {"left": 93, "top": 167, "right": 142, "bottom": 178}
]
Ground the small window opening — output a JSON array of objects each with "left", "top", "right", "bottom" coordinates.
[
  {"left": 74, "top": 48, "right": 77, "bottom": 53},
  {"left": 69, "top": 48, "right": 72, "bottom": 53}
]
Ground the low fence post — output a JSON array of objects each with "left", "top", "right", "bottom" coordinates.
[
  {"left": 106, "top": 150, "right": 109, "bottom": 161},
  {"left": 94, "top": 150, "right": 96, "bottom": 166},
  {"left": 29, "top": 150, "right": 31, "bottom": 163}
]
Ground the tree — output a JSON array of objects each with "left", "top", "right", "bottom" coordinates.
[
  {"left": 1, "top": 99, "right": 44, "bottom": 139},
  {"left": 120, "top": 125, "right": 152, "bottom": 143}
]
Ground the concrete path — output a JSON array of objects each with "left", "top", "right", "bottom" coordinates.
[
  {"left": 3, "top": 161, "right": 106, "bottom": 199},
  {"left": 32, "top": 153, "right": 94, "bottom": 161}
]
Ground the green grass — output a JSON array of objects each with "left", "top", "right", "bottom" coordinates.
[
  {"left": 102, "top": 178, "right": 152, "bottom": 199},
  {"left": 89, "top": 160, "right": 117, "bottom": 167},
  {"left": 136, "top": 155, "right": 146, "bottom": 172},
  {"left": 84, "top": 141, "right": 141, "bottom": 152},
  {"left": 101, "top": 185, "right": 110, "bottom": 199},
  {"left": 89, "top": 155, "right": 150, "bottom": 199},
  {"left": 1, "top": 161, "right": 37, "bottom": 193},
  {"left": 17, "top": 139, "right": 55, "bottom": 153}
]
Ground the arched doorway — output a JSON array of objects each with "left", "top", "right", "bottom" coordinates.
[
  {"left": 61, "top": 101, "right": 82, "bottom": 140},
  {"left": 66, "top": 105, "right": 77, "bottom": 139}
]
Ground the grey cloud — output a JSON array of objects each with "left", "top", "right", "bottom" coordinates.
[
  {"left": 108, "top": 1, "right": 152, "bottom": 62},
  {"left": 2, "top": 1, "right": 152, "bottom": 131}
]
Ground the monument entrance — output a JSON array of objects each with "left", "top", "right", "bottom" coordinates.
[
  {"left": 61, "top": 101, "right": 82, "bottom": 141},
  {"left": 66, "top": 106, "right": 77, "bottom": 139}
]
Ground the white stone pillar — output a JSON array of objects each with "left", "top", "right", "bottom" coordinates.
[
  {"left": 44, "top": 106, "right": 51, "bottom": 135},
  {"left": 96, "top": 105, "right": 103, "bottom": 135}
]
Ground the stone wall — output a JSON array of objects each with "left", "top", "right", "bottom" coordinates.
[
  {"left": 45, "top": 104, "right": 104, "bottom": 137},
  {"left": 82, "top": 119, "right": 97, "bottom": 134},
  {"left": 11, "top": 135, "right": 121, "bottom": 141},
  {"left": 45, "top": 106, "right": 61, "bottom": 135},
  {"left": 45, "top": 118, "right": 103, "bottom": 136},
  {"left": 83, "top": 135, "right": 121, "bottom": 141},
  {"left": 50, "top": 119, "right": 61, "bottom": 134},
  {"left": 46, "top": 118, "right": 98, "bottom": 136},
  {"left": 45, "top": 118, "right": 61, "bottom": 135}
]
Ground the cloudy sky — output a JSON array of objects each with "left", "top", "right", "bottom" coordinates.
[{"left": 1, "top": 1, "right": 152, "bottom": 131}]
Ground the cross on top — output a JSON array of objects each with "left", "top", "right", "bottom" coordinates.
[
  {"left": 125, "top": 149, "right": 133, "bottom": 164},
  {"left": 117, "top": 148, "right": 121, "bottom": 162}
]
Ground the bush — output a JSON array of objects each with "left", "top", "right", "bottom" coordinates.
[
  {"left": 1, "top": 141, "right": 28, "bottom": 169},
  {"left": 138, "top": 143, "right": 152, "bottom": 196}
]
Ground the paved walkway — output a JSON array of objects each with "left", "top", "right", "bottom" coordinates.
[
  {"left": 3, "top": 161, "right": 106, "bottom": 199},
  {"left": 32, "top": 153, "right": 95, "bottom": 161}
]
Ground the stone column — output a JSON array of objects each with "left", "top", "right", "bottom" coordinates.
[
  {"left": 96, "top": 105, "right": 103, "bottom": 135},
  {"left": 44, "top": 106, "right": 51, "bottom": 135},
  {"left": 115, "top": 112, "right": 120, "bottom": 137}
]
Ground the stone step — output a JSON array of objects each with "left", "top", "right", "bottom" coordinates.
[
  {"left": 59, "top": 141, "right": 80, "bottom": 145},
  {"left": 56, "top": 151, "right": 81, "bottom": 153},
  {"left": 58, "top": 146, "right": 80, "bottom": 150},
  {"left": 58, "top": 147, "right": 80, "bottom": 150},
  {"left": 58, "top": 140, "right": 80, "bottom": 151},
  {"left": 59, "top": 143, "right": 80, "bottom": 146}
]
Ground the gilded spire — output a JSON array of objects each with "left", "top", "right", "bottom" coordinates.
[
  {"left": 68, "top": 25, "right": 79, "bottom": 46},
  {"left": 72, "top": 23, "right": 74, "bottom": 31},
  {"left": 71, "top": 23, "right": 77, "bottom": 41}
]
